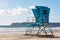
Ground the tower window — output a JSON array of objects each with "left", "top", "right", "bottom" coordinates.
[{"left": 43, "top": 10, "right": 47, "bottom": 15}]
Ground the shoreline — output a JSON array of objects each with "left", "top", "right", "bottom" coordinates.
[{"left": 0, "top": 27, "right": 60, "bottom": 32}]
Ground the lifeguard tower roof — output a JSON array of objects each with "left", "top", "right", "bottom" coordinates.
[{"left": 36, "top": 6, "right": 50, "bottom": 8}]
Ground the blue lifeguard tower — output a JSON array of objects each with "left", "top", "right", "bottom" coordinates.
[
  {"left": 32, "top": 6, "right": 50, "bottom": 25},
  {"left": 26, "top": 6, "right": 53, "bottom": 35}
]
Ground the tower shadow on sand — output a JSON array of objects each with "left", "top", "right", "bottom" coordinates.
[{"left": 24, "top": 34, "right": 60, "bottom": 38}]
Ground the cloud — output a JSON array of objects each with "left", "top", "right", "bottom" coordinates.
[
  {"left": 0, "top": 7, "right": 33, "bottom": 25},
  {"left": 0, "top": 7, "right": 29, "bottom": 16},
  {"left": 29, "top": 5, "right": 35, "bottom": 9}
]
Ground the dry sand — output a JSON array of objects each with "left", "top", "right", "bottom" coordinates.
[
  {"left": 0, "top": 31, "right": 60, "bottom": 40},
  {"left": 0, "top": 32, "right": 60, "bottom": 40}
]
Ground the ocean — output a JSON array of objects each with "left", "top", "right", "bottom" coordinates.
[{"left": 0, "top": 26, "right": 60, "bottom": 33}]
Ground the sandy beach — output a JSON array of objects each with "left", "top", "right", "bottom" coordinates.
[{"left": 0, "top": 31, "right": 60, "bottom": 40}]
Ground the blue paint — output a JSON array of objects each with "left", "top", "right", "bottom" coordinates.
[{"left": 32, "top": 6, "right": 50, "bottom": 26}]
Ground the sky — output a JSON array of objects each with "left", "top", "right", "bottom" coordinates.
[{"left": 0, "top": 0, "right": 60, "bottom": 25}]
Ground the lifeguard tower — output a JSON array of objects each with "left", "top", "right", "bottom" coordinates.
[{"left": 26, "top": 6, "right": 53, "bottom": 35}]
